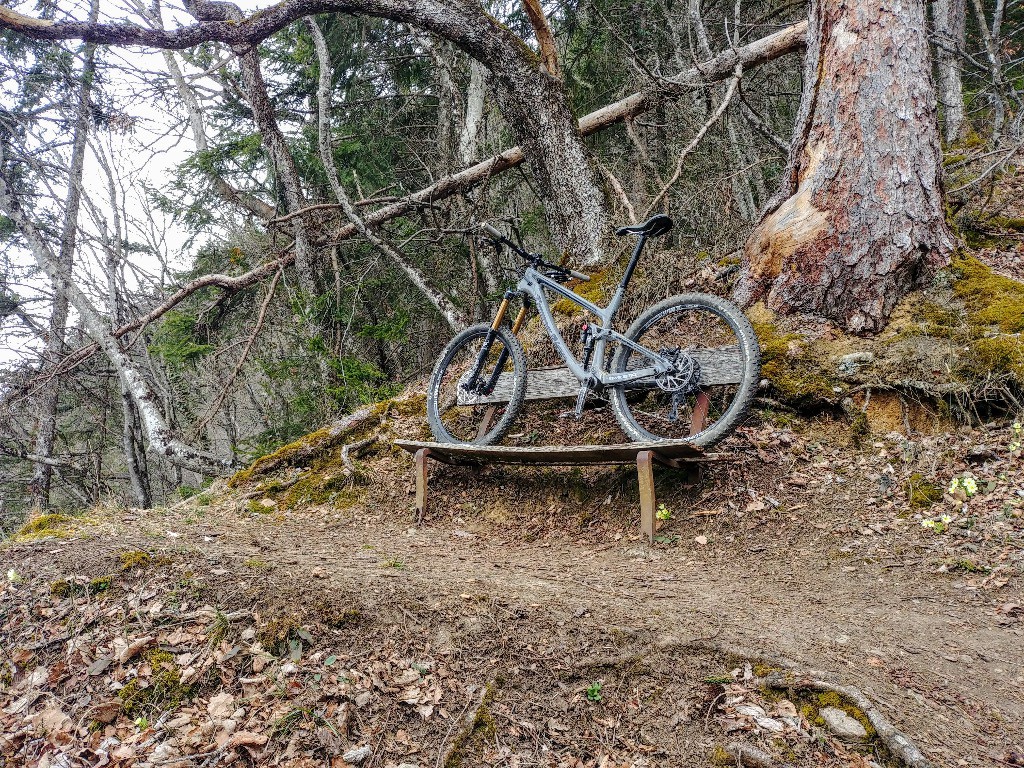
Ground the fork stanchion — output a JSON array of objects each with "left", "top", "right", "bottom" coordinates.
[{"left": 636, "top": 450, "right": 656, "bottom": 544}]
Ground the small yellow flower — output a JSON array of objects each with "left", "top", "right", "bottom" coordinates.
[
  {"left": 962, "top": 477, "right": 978, "bottom": 496},
  {"left": 948, "top": 478, "right": 962, "bottom": 494},
  {"left": 940, "top": 514, "right": 953, "bottom": 524}
]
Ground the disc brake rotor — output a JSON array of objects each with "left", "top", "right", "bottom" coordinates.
[{"left": 654, "top": 347, "right": 701, "bottom": 394}]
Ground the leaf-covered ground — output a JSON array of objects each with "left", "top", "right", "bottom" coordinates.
[{"left": 1, "top": 409, "right": 1022, "bottom": 768}]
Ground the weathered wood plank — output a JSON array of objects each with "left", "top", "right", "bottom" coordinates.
[
  {"left": 394, "top": 438, "right": 714, "bottom": 467},
  {"left": 456, "top": 346, "right": 744, "bottom": 405}
]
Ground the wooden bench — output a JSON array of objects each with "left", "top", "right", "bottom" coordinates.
[{"left": 394, "top": 439, "right": 716, "bottom": 543}]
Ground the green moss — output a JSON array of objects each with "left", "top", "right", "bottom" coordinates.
[
  {"left": 814, "top": 691, "right": 875, "bottom": 738},
  {"left": 228, "top": 394, "right": 421, "bottom": 488},
  {"left": 15, "top": 514, "right": 76, "bottom": 541},
  {"left": 849, "top": 411, "right": 870, "bottom": 446},
  {"left": 244, "top": 558, "right": 270, "bottom": 570},
  {"left": 119, "top": 550, "right": 151, "bottom": 571},
  {"left": 118, "top": 649, "right": 192, "bottom": 716},
  {"left": 552, "top": 269, "right": 611, "bottom": 315},
  {"left": 946, "top": 558, "right": 989, "bottom": 573},
  {"left": 951, "top": 254, "right": 1024, "bottom": 334},
  {"left": 959, "top": 336, "right": 1024, "bottom": 381},
  {"left": 443, "top": 681, "right": 499, "bottom": 768},
  {"left": 907, "top": 473, "right": 943, "bottom": 508},
  {"left": 987, "top": 215, "right": 1024, "bottom": 232},
  {"left": 50, "top": 579, "right": 83, "bottom": 598},
  {"left": 710, "top": 745, "right": 733, "bottom": 766},
  {"left": 752, "top": 319, "right": 839, "bottom": 406},
  {"left": 911, "top": 300, "right": 964, "bottom": 338}
]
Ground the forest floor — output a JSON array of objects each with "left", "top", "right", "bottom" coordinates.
[{"left": 1, "top": 406, "right": 1022, "bottom": 768}]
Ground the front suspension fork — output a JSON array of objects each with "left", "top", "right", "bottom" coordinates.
[{"left": 468, "top": 292, "right": 528, "bottom": 394}]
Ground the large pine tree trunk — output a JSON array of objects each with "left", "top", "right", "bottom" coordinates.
[{"left": 735, "top": 0, "right": 954, "bottom": 334}]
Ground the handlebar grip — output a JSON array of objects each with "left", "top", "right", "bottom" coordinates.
[
  {"left": 479, "top": 222, "right": 504, "bottom": 240},
  {"left": 569, "top": 270, "right": 591, "bottom": 282}
]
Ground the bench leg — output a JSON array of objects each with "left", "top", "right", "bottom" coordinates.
[
  {"left": 637, "top": 450, "right": 656, "bottom": 544},
  {"left": 414, "top": 448, "right": 431, "bottom": 525}
]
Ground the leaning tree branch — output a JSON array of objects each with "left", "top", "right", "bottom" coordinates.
[
  {"left": 3, "top": 20, "right": 805, "bottom": 399},
  {"left": 328, "top": 20, "right": 807, "bottom": 243}
]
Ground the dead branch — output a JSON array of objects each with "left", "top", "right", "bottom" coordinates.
[{"left": 341, "top": 435, "right": 378, "bottom": 473}]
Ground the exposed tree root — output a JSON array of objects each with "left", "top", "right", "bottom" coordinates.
[
  {"left": 757, "top": 672, "right": 932, "bottom": 768},
  {"left": 726, "top": 741, "right": 795, "bottom": 768},
  {"left": 684, "top": 640, "right": 932, "bottom": 768}
]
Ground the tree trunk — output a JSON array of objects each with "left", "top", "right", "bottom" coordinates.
[
  {"left": 735, "top": 0, "right": 953, "bottom": 334},
  {"left": 933, "top": 0, "right": 967, "bottom": 144},
  {"left": 29, "top": 0, "right": 98, "bottom": 510}
]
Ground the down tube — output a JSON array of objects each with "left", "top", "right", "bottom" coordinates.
[{"left": 531, "top": 283, "right": 588, "bottom": 381}]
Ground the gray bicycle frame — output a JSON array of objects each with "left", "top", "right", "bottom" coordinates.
[{"left": 516, "top": 267, "right": 671, "bottom": 391}]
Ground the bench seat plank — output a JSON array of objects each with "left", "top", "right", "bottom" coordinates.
[{"left": 394, "top": 438, "right": 711, "bottom": 468}]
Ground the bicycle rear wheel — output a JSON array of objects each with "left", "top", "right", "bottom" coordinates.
[
  {"left": 426, "top": 324, "right": 527, "bottom": 445},
  {"left": 608, "top": 293, "right": 760, "bottom": 447}
]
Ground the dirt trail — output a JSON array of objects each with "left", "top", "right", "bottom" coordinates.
[{"left": 3, "top": 421, "right": 1023, "bottom": 767}]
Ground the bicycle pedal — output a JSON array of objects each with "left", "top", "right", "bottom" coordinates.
[{"left": 574, "top": 385, "right": 590, "bottom": 418}]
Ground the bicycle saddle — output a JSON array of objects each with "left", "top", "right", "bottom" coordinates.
[{"left": 615, "top": 214, "right": 673, "bottom": 238}]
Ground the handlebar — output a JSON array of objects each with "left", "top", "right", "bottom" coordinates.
[
  {"left": 479, "top": 222, "right": 504, "bottom": 241},
  {"left": 478, "top": 221, "right": 590, "bottom": 282}
]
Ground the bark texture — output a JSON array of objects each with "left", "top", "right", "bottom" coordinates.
[{"left": 735, "top": 0, "right": 953, "bottom": 334}]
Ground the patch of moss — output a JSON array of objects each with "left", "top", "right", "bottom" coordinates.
[
  {"left": 709, "top": 745, "right": 733, "bottom": 766},
  {"left": 959, "top": 336, "right": 1024, "bottom": 381},
  {"left": 228, "top": 394, "right": 420, "bottom": 488},
  {"left": 118, "top": 649, "right": 192, "bottom": 716},
  {"left": 946, "top": 557, "right": 989, "bottom": 573},
  {"left": 244, "top": 558, "right": 270, "bottom": 570},
  {"left": 50, "top": 579, "right": 84, "bottom": 598},
  {"left": 849, "top": 411, "right": 870, "bottom": 447},
  {"left": 911, "top": 300, "right": 964, "bottom": 339},
  {"left": 119, "top": 550, "right": 151, "bottom": 571},
  {"left": 907, "top": 473, "right": 943, "bottom": 508},
  {"left": 280, "top": 472, "right": 365, "bottom": 510},
  {"left": 14, "top": 514, "right": 76, "bottom": 541},
  {"left": 257, "top": 614, "right": 302, "bottom": 655},
  {"left": 951, "top": 254, "right": 1024, "bottom": 334},
  {"left": 987, "top": 215, "right": 1024, "bottom": 232},
  {"left": 443, "top": 681, "right": 499, "bottom": 768},
  {"left": 751, "top": 318, "right": 840, "bottom": 406},
  {"left": 552, "top": 268, "right": 611, "bottom": 315}
]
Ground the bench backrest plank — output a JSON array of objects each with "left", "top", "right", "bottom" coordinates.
[{"left": 457, "top": 346, "right": 743, "bottom": 405}]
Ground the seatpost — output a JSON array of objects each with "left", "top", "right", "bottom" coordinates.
[{"left": 620, "top": 234, "right": 648, "bottom": 289}]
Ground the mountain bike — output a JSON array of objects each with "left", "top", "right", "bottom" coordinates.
[{"left": 426, "top": 214, "right": 761, "bottom": 447}]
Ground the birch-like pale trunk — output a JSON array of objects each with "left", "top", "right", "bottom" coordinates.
[
  {"left": 933, "top": 0, "right": 967, "bottom": 144},
  {"left": 0, "top": 147, "right": 236, "bottom": 476},
  {"left": 736, "top": 0, "right": 954, "bottom": 334},
  {"left": 458, "top": 60, "right": 486, "bottom": 165}
]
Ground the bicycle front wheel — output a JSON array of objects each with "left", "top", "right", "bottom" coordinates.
[
  {"left": 608, "top": 293, "right": 760, "bottom": 447},
  {"left": 426, "top": 323, "right": 527, "bottom": 445}
]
